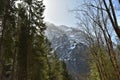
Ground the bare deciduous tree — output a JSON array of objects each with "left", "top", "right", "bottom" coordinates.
[{"left": 75, "top": 0, "right": 120, "bottom": 79}]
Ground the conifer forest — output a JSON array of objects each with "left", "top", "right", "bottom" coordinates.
[{"left": 0, "top": 0, "right": 120, "bottom": 80}]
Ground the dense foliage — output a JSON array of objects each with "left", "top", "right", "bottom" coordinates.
[{"left": 0, "top": 0, "right": 72, "bottom": 80}]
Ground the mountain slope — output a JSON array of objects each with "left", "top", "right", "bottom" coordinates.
[{"left": 45, "top": 22, "right": 90, "bottom": 80}]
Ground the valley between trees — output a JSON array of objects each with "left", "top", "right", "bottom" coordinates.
[{"left": 0, "top": 0, "right": 120, "bottom": 80}]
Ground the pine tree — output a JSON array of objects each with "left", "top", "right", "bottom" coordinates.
[
  {"left": 0, "top": 0, "right": 16, "bottom": 79},
  {"left": 17, "top": 4, "right": 29, "bottom": 80},
  {"left": 15, "top": 0, "right": 47, "bottom": 80},
  {"left": 48, "top": 52, "right": 63, "bottom": 80},
  {"left": 0, "top": 1, "right": 73, "bottom": 80},
  {"left": 61, "top": 61, "right": 73, "bottom": 80},
  {"left": 47, "top": 50, "right": 73, "bottom": 80}
]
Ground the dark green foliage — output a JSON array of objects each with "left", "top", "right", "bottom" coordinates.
[
  {"left": 0, "top": 0, "right": 71, "bottom": 80},
  {"left": 0, "top": 0, "right": 5, "bottom": 15},
  {"left": 48, "top": 51, "right": 73, "bottom": 80},
  {"left": 61, "top": 61, "right": 73, "bottom": 80},
  {"left": 29, "top": 36, "right": 49, "bottom": 80},
  {"left": 48, "top": 53, "right": 63, "bottom": 80}
]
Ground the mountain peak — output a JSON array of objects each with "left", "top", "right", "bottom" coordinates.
[{"left": 45, "top": 22, "right": 90, "bottom": 80}]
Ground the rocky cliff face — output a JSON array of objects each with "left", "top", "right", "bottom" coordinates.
[{"left": 45, "top": 22, "right": 90, "bottom": 80}]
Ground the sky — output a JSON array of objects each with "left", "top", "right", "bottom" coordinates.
[
  {"left": 43, "top": 0, "right": 83, "bottom": 27},
  {"left": 43, "top": 0, "right": 120, "bottom": 27}
]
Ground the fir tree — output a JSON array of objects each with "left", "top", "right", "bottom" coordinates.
[{"left": 0, "top": 1, "right": 72, "bottom": 80}]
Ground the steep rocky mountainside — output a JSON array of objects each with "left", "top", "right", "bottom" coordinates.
[{"left": 45, "top": 22, "right": 90, "bottom": 80}]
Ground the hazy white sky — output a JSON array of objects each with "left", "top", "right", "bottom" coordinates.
[
  {"left": 43, "top": 0, "right": 82, "bottom": 27},
  {"left": 43, "top": 0, "right": 120, "bottom": 27}
]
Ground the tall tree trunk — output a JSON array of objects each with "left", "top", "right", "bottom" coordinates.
[
  {"left": 10, "top": 46, "right": 17, "bottom": 80},
  {"left": 0, "top": 0, "right": 10, "bottom": 79},
  {"left": 17, "top": 25, "right": 28, "bottom": 80},
  {"left": 16, "top": 3, "right": 30, "bottom": 79},
  {"left": 90, "top": 46, "right": 110, "bottom": 80}
]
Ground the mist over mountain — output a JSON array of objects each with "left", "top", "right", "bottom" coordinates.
[{"left": 45, "top": 22, "right": 90, "bottom": 80}]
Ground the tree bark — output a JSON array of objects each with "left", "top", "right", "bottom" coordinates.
[{"left": 103, "top": 0, "right": 120, "bottom": 39}]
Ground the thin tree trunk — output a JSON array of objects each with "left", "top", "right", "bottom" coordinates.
[
  {"left": 10, "top": 46, "right": 17, "bottom": 80},
  {"left": 102, "top": 0, "right": 120, "bottom": 39},
  {"left": 90, "top": 47, "right": 109, "bottom": 80},
  {"left": 0, "top": 0, "right": 8, "bottom": 79},
  {"left": 17, "top": 26, "right": 28, "bottom": 80},
  {"left": 101, "top": 26, "right": 120, "bottom": 80}
]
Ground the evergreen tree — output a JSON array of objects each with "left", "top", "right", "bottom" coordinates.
[
  {"left": 0, "top": 0, "right": 72, "bottom": 80},
  {"left": 15, "top": 0, "right": 47, "bottom": 80},
  {"left": 17, "top": 3, "right": 29, "bottom": 80},
  {"left": 48, "top": 52, "right": 63, "bottom": 80},
  {"left": 48, "top": 50, "right": 73, "bottom": 80},
  {"left": 0, "top": 0, "right": 16, "bottom": 79},
  {"left": 61, "top": 61, "right": 73, "bottom": 80}
]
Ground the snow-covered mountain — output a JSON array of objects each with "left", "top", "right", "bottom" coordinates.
[
  {"left": 45, "top": 22, "right": 84, "bottom": 43},
  {"left": 45, "top": 22, "right": 90, "bottom": 80}
]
